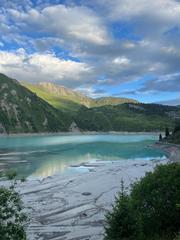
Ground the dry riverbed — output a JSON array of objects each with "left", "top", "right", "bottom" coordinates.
[{"left": 0, "top": 157, "right": 168, "bottom": 240}]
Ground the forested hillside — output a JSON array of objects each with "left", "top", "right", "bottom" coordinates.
[
  {"left": 74, "top": 103, "right": 180, "bottom": 132},
  {"left": 0, "top": 74, "right": 70, "bottom": 134},
  {"left": 0, "top": 73, "right": 179, "bottom": 134}
]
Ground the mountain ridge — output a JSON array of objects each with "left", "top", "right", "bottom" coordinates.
[
  {"left": 1, "top": 73, "right": 180, "bottom": 134},
  {"left": 23, "top": 81, "right": 138, "bottom": 110}
]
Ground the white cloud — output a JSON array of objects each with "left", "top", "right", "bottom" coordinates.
[
  {"left": 0, "top": 49, "right": 92, "bottom": 86},
  {"left": 9, "top": 4, "right": 109, "bottom": 45},
  {"left": 94, "top": 0, "right": 180, "bottom": 39},
  {"left": 0, "top": 1, "right": 180, "bottom": 94},
  {"left": 156, "top": 72, "right": 180, "bottom": 83},
  {"left": 75, "top": 86, "right": 106, "bottom": 98},
  {"left": 113, "top": 57, "right": 130, "bottom": 65},
  {"left": 96, "top": 0, "right": 180, "bottom": 22}
]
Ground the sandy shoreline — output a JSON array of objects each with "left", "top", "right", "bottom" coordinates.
[
  {"left": 155, "top": 142, "right": 180, "bottom": 163},
  {"left": 0, "top": 131, "right": 162, "bottom": 137},
  {"left": 0, "top": 157, "right": 169, "bottom": 240}
]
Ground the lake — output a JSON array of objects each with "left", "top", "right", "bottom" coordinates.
[{"left": 0, "top": 134, "right": 165, "bottom": 178}]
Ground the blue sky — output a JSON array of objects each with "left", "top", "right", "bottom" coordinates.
[{"left": 0, "top": 0, "right": 180, "bottom": 105}]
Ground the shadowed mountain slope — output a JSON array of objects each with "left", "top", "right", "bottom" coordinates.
[{"left": 0, "top": 74, "right": 70, "bottom": 134}]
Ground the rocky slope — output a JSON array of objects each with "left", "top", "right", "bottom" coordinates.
[{"left": 24, "top": 82, "right": 138, "bottom": 110}]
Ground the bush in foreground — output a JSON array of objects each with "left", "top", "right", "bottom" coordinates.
[
  {"left": 104, "top": 163, "right": 180, "bottom": 240},
  {"left": 0, "top": 187, "right": 27, "bottom": 240},
  {"left": 0, "top": 170, "right": 27, "bottom": 239}
]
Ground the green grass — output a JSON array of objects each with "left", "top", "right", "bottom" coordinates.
[{"left": 23, "top": 83, "right": 82, "bottom": 112}]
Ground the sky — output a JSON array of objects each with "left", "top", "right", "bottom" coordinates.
[{"left": 0, "top": 0, "right": 180, "bottom": 105}]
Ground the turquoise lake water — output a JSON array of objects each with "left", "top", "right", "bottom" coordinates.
[{"left": 0, "top": 134, "right": 165, "bottom": 178}]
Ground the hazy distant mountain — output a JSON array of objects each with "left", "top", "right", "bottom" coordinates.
[
  {"left": 23, "top": 82, "right": 138, "bottom": 111},
  {"left": 0, "top": 74, "right": 69, "bottom": 134},
  {"left": 157, "top": 98, "right": 180, "bottom": 106}
]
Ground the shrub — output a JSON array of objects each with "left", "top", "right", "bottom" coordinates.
[
  {"left": 174, "top": 233, "right": 180, "bottom": 240},
  {"left": 104, "top": 163, "right": 180, "bottom": 240},
  {"left": 0, "top": 187, "right": 27, "bottom": 240},
  {"left": 104, "top": 181, "right": 140, "bottom": 240},
  {"left": 5, "top": 170, "right": 17, "bottom": 180},
  {"left": 20, "top": 176, "right": 26, "bottom": 182}
]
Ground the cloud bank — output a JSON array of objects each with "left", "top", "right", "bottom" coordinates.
[{"left": 0, "top": 0, "right": 179, "bottom": 103}]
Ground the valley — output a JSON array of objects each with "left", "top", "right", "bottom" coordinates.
[{"left": 0, "top": 73, "right": 180, "bottom": 134}]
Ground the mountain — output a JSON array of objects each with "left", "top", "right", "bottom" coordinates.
[
  {"left": 23, "top": 82, "right": 90, "bottom": 112},
  {"left": 90, "top": 97, "right": 139, "bottom": 107},
  {"left": 0, "top": 74, "right": 70, "bottom": 134},
  {"left": 23, "top": 82, "right": 138, "bottom": 111},
  {"left": 1, "top": 73, "right": 179, "bottom": 134},
  {"left": 74, "top": 103, "right": 180, "bottom": 132}
]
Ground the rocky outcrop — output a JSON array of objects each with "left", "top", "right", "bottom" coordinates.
[{"left": 69, "top": 121, "right": 81, "bottom": 132}]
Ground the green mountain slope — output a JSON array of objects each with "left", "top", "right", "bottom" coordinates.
[
  {"left": 23, "top": 82, "right": 138, "bottom": 111},
  {"left": 23, "top": 82, "right": 87, "bottom": 112},
  {"left": 90, "top": 96, "right": 139, "bottom": 107},
  {"left": 1, "top": 73, "right": 179, "bottom": 134},
  {"left": 74, "top": 103, "right": 180, "bottom": 132},
  {"left": 0, "top": 74, "right": 70, "bottom": 134}
]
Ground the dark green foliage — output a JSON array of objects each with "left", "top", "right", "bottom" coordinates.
[
  {"left": 5, "top": 170, "right": 17, "bottom": 180},
  {"left": 104, "top": 163, "right": 180, "bottom": 240},
  {"left": 0, "top": 73, "right": 70, "bottom": 133},
  {"left": 174, "top": 233, "right": 180, "bottom": 240},
  {"left": 174, "top": 122, "right": 180, "bottom": 134},
  {"left": 104, "top": 181, "right": 140, "bottom": 240},
  {"left": 166, "top": 122, "right": 180, "bottom": 144},
  {"left": 131, "top": 163, "right": 180, "bottom": 238},
  {"left": 75, "top": 103, "right": 179, "bottom": 132},
  {"left": 159, "top": 133, "right": 162, "bottom": 141},
  {"left": 0, "top": 187, "right": 27, "bottom": 240},
  {"left": 20, "top": 176, "right": 26, "bottom": 182},
  {"left": 165, "top": 127, "right": 170, "bottom": 137}
]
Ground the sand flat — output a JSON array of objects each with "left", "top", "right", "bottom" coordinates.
[{"left": 1, "top": 158, "right": 166, "bottom": 240}]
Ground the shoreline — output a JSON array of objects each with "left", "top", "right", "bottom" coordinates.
[
  {"left": 155, "top": 142, "right": 180, "bottom": 163},
  {"left": 0, "top": 158, "right": 169, "bottom": 240},
  {"left": 0, "top": 131, "right": 162, "bottom": 137}
]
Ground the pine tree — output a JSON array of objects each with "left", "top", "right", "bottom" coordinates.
[
  {"left": 159, "top": 134, "right": 162, "bottom": 141},
  {"left": 165, "top": 127, "right": 170, "bottom": 138}
]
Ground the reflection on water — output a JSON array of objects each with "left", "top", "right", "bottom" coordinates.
[
  {"left": 0, "top": 134, "right": 165, "bottom": 178},
  {"left": 33, "top": 153, "right": 94, "bottom": 177}
]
